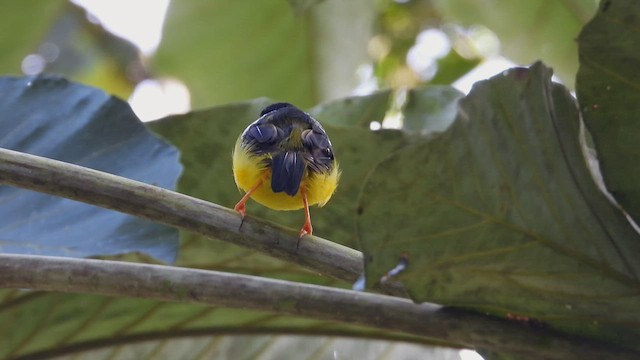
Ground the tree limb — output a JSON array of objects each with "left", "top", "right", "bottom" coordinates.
[
  {"left": 0, "top": 253, "right": 635, "bottom": 360},
  {"left": 0, "top": 148, "right": 362, "bottom": 282}
]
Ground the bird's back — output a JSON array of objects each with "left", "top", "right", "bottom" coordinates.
[{"left": 233, "top": 103, "right": 339, "bottom": 210}]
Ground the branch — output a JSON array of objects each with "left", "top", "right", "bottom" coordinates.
[
  {"left": 0, "top": 148, "right": 362, "bottom": 282},
  {"left": 0, "top": 149, "right": 636, "bottom": 359},
  {"left": 0, "top": 254, "right": 635, "bottom": 360}
]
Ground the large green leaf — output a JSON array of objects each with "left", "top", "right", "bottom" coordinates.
[
  {"left": 148, "top": 97, "right": 409, "bottom": 279},
  {"left": 576, "top": 0, "right": 640, "bottom": 225},
  {"left": 358, "top": 63, "right": 640, "bottom": 348},
  {"left": 0, "top": 75, "right": 181, "bottom": 262},
  {"left": 0, "top": 290, "right": 460, "bottom": 359},
  {"left": 153, "top": 0, "right": 372, "bottom": 109},
  {"left": 433, "top": 0, "right": 598, "bottom": 87}
]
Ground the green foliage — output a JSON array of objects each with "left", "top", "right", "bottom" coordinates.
[
  {"left": 0, "top": 0, "right": 66, "bottom": 74},
  {"left": 433, "top": 0, "right": 598, "bottom": 87},
  {"left": 153, "top": 0, "right": 373, "bottom": 109},
  {"left": 154, "top": 1, "right": 315, "bottom": 108},
  {"left": 358, "top": 63, "right": 640, "bottom": 348},
  {"left": 0, "top": 1, "right": 141, "bottom": 99},
  {"left": 0, "top": 289, "right": 449, "bottom": 359},
  {"left": 576, "top": 0, "right": 640, "bottom": 225}
]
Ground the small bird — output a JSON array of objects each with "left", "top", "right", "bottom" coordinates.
[{"left": 232, "top": 102, "right": 340, "bottom": 239}]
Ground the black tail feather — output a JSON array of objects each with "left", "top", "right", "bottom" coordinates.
[{"left": 271, "top": 151, "right": 305, "bottom": 196}]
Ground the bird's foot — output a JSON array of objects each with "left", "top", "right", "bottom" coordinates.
[{"left": 297, "top": 222, "right": 312, "bottom": 249}]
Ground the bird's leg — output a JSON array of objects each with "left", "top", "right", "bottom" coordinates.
[
  {"left": 234, "top": 179, "right": 263, "bottom": 219},
  {"left": 298, "top": 188, "right": 313, "bottom": 244}
]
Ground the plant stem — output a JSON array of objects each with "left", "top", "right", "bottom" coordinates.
[{"left": 0, "top": 253, "right": 635, "bottom": 360}]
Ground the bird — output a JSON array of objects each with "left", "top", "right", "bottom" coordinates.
[{"left": 232, "top": 102, "right": 340, "bottom": 240}]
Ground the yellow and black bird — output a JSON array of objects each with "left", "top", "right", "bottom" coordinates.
[{"left": 232, "top": 103, "right": 340, "bottom": 238}]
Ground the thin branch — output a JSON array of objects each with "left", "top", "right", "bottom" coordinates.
[
  {"left": 0, "top": 254, "right": 635, "bottom": 360},
  {"left": 0, "top": 148, "right": 362, "bottom": 282}
]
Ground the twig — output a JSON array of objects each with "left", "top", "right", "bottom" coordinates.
[
  {"left": 0, "top": 254, "right": 636, "bottom": 360},
  {"left": 0, "top": 148, "right": 362, "bottom": 282}
]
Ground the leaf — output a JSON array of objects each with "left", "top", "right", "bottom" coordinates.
[
  {"left": 433, "top": 0, "right": 598, "bottom": 87},
  {"left": 148, "top": 97, "right": 409, "bottom": 278},
  {"left": 402, "top": 86, "right": 464, "bottom": 133},
  {"left": 154, "top": 0, "right": 372, "bottom": 109},
  {"left": 576, "top": 0, "right": 640, "bottom": 225},
  {"left": 0, "top": 290, "right": 458, "bottom": 359},
  {"left": 0, "top": 0, "right": 66, "bottom": 73},
  {"left": 357, "top": 63, "right": 640, "bottom": 348},
  {"left": 0, "top": 75, "right": 181, "bottom": 263},
  {"left": 309, "top": 89, "right": 392, "bottom": 128}
]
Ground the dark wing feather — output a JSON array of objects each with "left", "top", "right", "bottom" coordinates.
[
  {"left": 271, "top": 151, "right": 306, "bottom": 196},
  {"left": 301, "top": 128, "right": 334, "bottom": 173},
  {"left": 243, "top": 123, "right": 283, "bottom": 155},
  {"left": 246, "top": 103, "right": 333, "bottom": 196}
]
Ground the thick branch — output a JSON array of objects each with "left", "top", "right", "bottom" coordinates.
[
  {"left": 0, "top": 254, "right": 635, "bottom": 360},
  {"left": 0, "top": 148, "right": 362, "bottom": 282}
]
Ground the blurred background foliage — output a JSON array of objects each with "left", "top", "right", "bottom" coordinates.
[{"left": 0, "top": 0, "right": 598, "bottom": 121}]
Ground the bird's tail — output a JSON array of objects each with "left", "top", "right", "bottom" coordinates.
[{"left": 271, "top": 151, "right": 305, "bottom": 196}]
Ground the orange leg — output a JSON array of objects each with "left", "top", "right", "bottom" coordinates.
[
  {"left": 299, "top": 188, "right": 313, "bottom": 238},
  {"left": 234, "top": 180, "right": 263, "bottom": 218}
]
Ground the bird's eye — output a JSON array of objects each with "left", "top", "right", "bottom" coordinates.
[{"left": 323, "top": 148, "right": 333, "bottom": 159}]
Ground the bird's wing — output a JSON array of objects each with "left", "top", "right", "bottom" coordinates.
[{"left": 301, "top": 127, "right": 334, "bottom": 173}]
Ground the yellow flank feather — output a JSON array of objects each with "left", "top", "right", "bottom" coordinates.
[{"left": 232, "top": 137, "right": 340, "bottom": 211}]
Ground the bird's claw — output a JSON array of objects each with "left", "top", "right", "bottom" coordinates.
[{"left": 234, "top": 202, "right": 246, "bottom": 218}]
